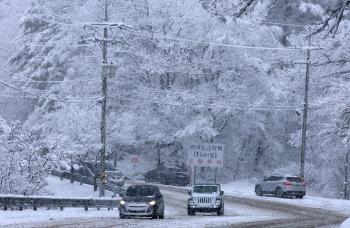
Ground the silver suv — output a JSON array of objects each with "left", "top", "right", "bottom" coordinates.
[{"left": 255, "top": 175, "right": 306, "bottom": 198}]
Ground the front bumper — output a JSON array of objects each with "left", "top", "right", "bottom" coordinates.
[
  {"left": 287, "top": 191, "right": 305, "bottom": 196},
  {"left": 119, "top": 205, "right": 155, "bottom": 217},
  {"left": 188, "top": 203, "right": 221, "bottom": 212}
]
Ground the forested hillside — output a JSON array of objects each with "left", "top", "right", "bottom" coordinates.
[{"left": 0, "top": 0, "right": 349, "bottom": 197}]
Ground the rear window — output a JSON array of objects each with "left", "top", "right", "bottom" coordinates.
[
  {"left": 286, "top": 177, "right": 303, "bottom": 183},
  {"left": 126, "top": 185, "right": 158, "bottom": 196}
]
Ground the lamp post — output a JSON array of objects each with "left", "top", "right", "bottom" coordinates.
[{"left": 344, "top": 150, "right": 350, "bottom": 200}]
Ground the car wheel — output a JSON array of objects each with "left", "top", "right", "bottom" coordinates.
[
  {"left": 159, "top": 210, "right": 165, "bottom": 219},
  {"left": 255, "top": 185, "right": 263, "bottom": 196},
  {"left": 152, "top": 207, "right": 159, "bottom": 219},
  {"left": 119, "top": 213, "right": 126, "bottom": 219},
  {"left": 217, "top": 206, "right": 224, "bottom": 216},
  {"left": 187, "top": 208, "right": 195, "bottom": 216},
  {"left": 296, "top": 195, "right": 304, "bottom": 199},
  {"left": 275, "top": 187, "right": 284, "bottom": 198}
]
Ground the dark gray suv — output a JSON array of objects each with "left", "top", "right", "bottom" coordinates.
[
  {"left": 255, "top": 175, "right": 306, "bottom": 198},
  {"left": 119, "top": 185, "right": 165, "bottom": 219}
]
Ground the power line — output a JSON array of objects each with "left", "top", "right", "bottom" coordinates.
[{"left": 126, "top": 29, "right": 322, "bottom": 51}]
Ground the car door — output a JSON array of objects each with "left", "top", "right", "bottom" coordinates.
[
  {"left": 268, "top": 176, "right": 280, "bottom": 192},
  {"left": 261, "top": 176, "right": 271, "bottom": 192}
]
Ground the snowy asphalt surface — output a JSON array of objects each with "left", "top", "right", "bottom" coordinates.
[
  {"left": 4, "top": 189, "right": 289, "bottom": 228},
  {"left": 0, "top": 178, "right": 348, "bottom": 227}
]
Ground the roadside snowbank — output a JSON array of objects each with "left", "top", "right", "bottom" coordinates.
[
  {"left": 221, "top": 179, "right": 350, "bottom": 216},
  {"left": 0, "top": 176, "right": 118, "bottom": 226},
  {"left": 43, "top": 175, "right": 115, "bottom": 198}
]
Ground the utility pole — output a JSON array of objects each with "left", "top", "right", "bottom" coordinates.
[
  {"left": 80, "top": 0, "right": 128, "bottom": 197},
  {"left": 345, "top": 150, "right": 349, "bottom": 200},
  {"left": 157, "top": 142, "right": 161, "bottom": 167},
  {"left": 300, "top": 35, "right": 311, "bottom": 178},
  {"left": 99, "top": 0, "right": 109, "bottom": 197}
]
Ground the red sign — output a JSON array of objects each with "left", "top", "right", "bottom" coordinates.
[{"left": 131, "top": 156, "right": 140, "bottom": 168}]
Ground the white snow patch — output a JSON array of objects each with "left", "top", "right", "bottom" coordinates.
[
  {"left": 340, "top": 217, "right": 350, "bottom": 228},
  {"left": 221, "top": 179, "right": 350, "bottom": 216},
  {"left": 43, "top": 175, "right": 115, "bottom": 198}
]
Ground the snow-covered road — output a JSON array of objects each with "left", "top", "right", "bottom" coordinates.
[
  {"left": 0, "top": 177, "right": 348, "bottom": 227},
  {"left": 0, "top": 177, "right": 290, "bottom": 228}
]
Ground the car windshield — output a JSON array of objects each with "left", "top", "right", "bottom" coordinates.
[
  {"left": 286, "top": 177, "right": 303, "bottom": 183},
  {"left": 193, "top": 186, "right": 218, "bottom": 193},
  {"left": 126, "top": 186, "right": 157, "bottom": 196}
]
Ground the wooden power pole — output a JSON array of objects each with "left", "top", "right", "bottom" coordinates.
[{"left": 300, "top": 35, "right": 311, "bottom": 178}]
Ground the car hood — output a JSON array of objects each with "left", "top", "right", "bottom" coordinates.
[{"left": 192, "top": 193, "right": 219, "bottom": 197}]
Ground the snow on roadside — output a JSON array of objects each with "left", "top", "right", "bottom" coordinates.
[
  {"left": 0, "top": 176, "right": 118, "bottom": 226},
  {"left": 43, "top": 175, "right": 115, "bottom": 198},
  {"left": 221, "top": 179, "right": 350, "bottom": 217},
  {"left": 340, "top": 217, "right": 350, "bottom": 228}
]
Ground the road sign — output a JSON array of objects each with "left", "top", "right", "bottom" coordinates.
[
  {"left": 187, "top": 143, "right": 224, "bottom": 168},
  {"left": 131, "top": 155, "right": 140, "bottom": 168}
]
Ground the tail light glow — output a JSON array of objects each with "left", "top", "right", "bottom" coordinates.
[{"left": 284, "top": 181, "right": 293, "bottom": 188}]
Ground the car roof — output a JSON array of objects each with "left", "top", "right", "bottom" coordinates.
[
  {"left": 194, "top": 184, "right": 220, "bottom": 187},
  {"left": 268, "top": 174, "right": 302, "bottom": 178},
  {"left": 128, "top": 184, "right": 159, "bottom": 189}
]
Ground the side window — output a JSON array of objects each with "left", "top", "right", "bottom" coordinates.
[
  {"left": 270, "top": 176, "right": 282, "bottom": 181},
  {"left": 264, "top": 176, "right": 272, "bottom": 181}
]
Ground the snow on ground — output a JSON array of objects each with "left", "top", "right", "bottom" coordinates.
[
  {"left": 0, "top": 208, "right": 118, "bottom": 227},
  {"left": 220, "top": 179, "right": 350, "bottom": 217},
  {"left": 43, "top": 175, "right": 115, "bottom": 198},
  {"left": 0, "top": 176, "right": 118, "bottom": 227},
  {"left": 340, "top": 217, "right": 350, "bottom": 228}
]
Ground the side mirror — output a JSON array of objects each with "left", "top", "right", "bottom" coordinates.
[
  {"left": 187, "top": 190, "right": 191, "bottom": 195},
  {"left": 263, "top": 176, "right": 267, "bottom": 181},
  {"left": 220, "top": 191, "right": 224, "bottom": 196},
  {"left": 119, "top": 193, "right": 125, "bottom": 198}
]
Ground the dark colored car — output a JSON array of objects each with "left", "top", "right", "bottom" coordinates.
[
  {"left": 119, "top": 185, "right": 165, "bottom": 219},
  {"left": 144, "top": 165, "right": 190, "bottom": 186},
  {"left": 75, "top": 161, "right": 125, "bottom": 187}
]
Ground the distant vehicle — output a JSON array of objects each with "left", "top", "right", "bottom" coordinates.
[
  {"left": 75, "top": 161, "right": 125, "bottom": 187},
  {"left": 119, "top": 184, "right": 165, "bottom": 219},
  {"left": 144, "top": 164, "right": 190, "bottom": 186},
  {"left": 255, "top": 175, "right": 306, "bottom": 198},
  {"left": 187, "top": 184, "right": 224, "bottom": 216}
]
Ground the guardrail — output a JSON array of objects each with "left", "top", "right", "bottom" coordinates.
[
  {"left": 50, "top": 170, "right": 126, "bottom": 196},
  {"left": 0, "top": 195, "right": 120, "bottom": 211}
]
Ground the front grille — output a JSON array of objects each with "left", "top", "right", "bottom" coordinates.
[
  {"left": 128, "top": 210, "right": 146, "bottom": 213},
  {"left": 197, "top": 197, "right": 213, "bottom": 204},
  {"left": 126, "top": 205, "right": 147, "bottom": 213}
]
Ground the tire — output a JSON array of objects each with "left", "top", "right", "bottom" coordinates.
[
  {"left": 217, "top": 205, "right": 224, "bottom": 216},
  {"left": 119, "top": 213, "right": 126, "bottom": 219},
  {"left": 152, "top": 207, "right": 159, "bottom": 219},
  {"left": 296, "top": 195, "right": 304, "bottom": 199},
  {"left": 275, "top": 187, "right": 284, "bottom": 198},
  {"left": 187, "top": 208, "right": 195, "bottom": 216},
  {"left": 255, "top": 185, "right": 263, "bottom": 196},
  {"left": 159, "top": 210, "right": 164, "bottom": 219}
]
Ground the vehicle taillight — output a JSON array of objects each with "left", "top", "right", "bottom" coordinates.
[{"left": 284, "top": 181, "right": 292, "bottom": 187}]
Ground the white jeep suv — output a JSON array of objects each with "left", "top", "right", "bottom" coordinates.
[{"left": 187, "top": 184, "right": 224, "bottom": 216}]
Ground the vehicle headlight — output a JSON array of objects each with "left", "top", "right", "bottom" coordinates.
[
  {"left": 149, "top": 200, "right": 156, "bottom": 206},
  {"left": 120, "top": 200, "right": 126, "bottom": 206}
]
